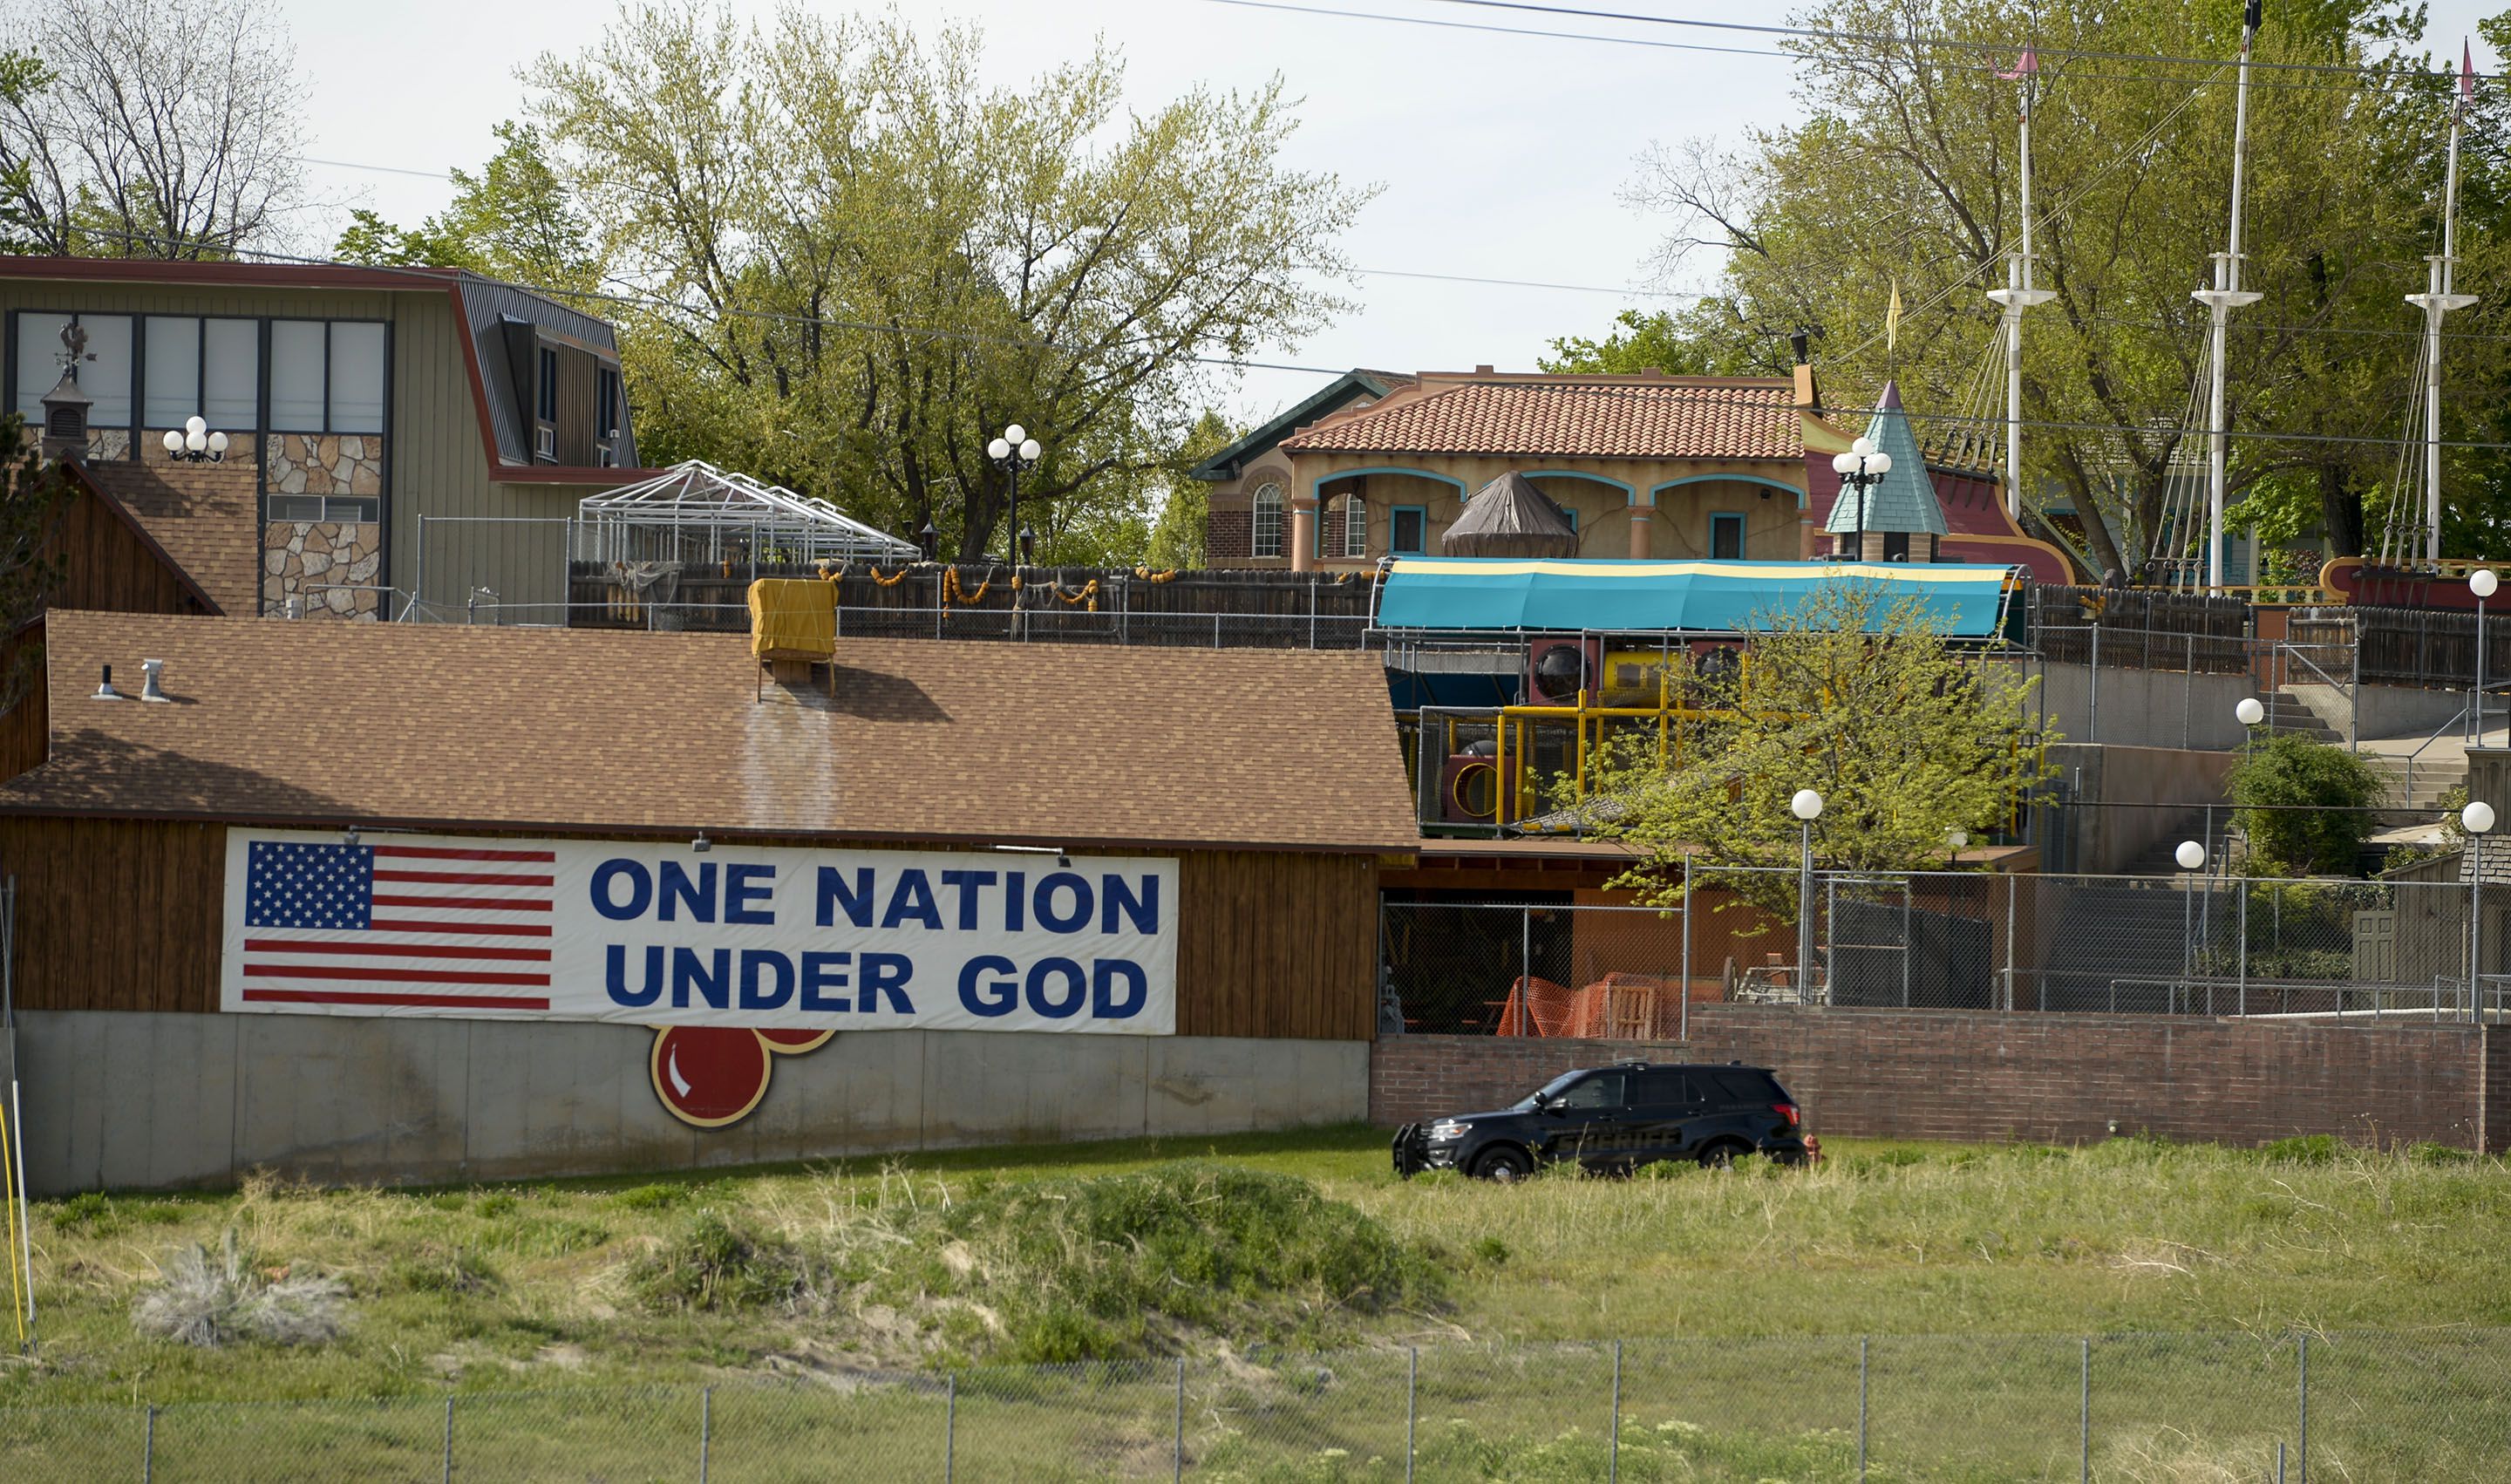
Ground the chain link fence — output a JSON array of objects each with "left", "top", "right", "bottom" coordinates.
[
  {"left": 1382, "top": 868, "right": 2509, "bottom": 1037},
  {"left": 4, "top": 1329, "right": 2502, "bottom": 1479}
]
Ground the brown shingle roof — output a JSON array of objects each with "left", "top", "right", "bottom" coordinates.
[
  {"left": 1280, "top": 377, "right": 1801, "bottom": 460},
  {"left": 0, "top": 612, "right": 1418, "bottom": 854},
  {"left": 75, "top": 463, "right": 259, "bottom": 617}
]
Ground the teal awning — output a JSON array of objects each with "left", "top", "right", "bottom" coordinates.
[{"left": 1373, "top": 557, "right": 2017, "bottom": 636}]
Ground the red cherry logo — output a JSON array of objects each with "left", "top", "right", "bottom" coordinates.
[{"left": 648, "top": 1025, "right": 834, "bottom": 1128}]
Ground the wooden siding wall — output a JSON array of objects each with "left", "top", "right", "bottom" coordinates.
[
  {"left": 0, "top": 822, "right": 1383, "bottom": 1040},
  {"left": 0, "top": 628, "right": 44, "bottom": 782},
  {"left": 1178, "top": 848, "right": 1378, "bottom": 1039},
  {"left": 50, "top": 480, "right": 216, "bottom": 616},
  {"left": 0, "top": 816, "right": 223, "bottom": 1012}
]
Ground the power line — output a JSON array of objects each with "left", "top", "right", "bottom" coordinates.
[
  {"left": 1208, "top": 0, "right": 2484, "bottom": 95},
  {"left": 89, "top": 228, "right": 2511, "bottom": 457},
  {"left": 1416, "top": 0, "right": 2501, "bottom": 85}
]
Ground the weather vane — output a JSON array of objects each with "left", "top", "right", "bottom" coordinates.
[{"left": 54, "top": 321, "right": 91, "bottom": 380}]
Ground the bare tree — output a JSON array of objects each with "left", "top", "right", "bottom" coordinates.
[{"left": 0, "top": 0, "right": 306, "bottom": 258}]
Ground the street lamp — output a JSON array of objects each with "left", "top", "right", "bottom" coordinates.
[
  {"left": 2176, "top": 840, "right": 2207, "bottom": 987},
  {"left": 916, "top": 518, "right": 939, "bottom": 562},
  {"left": 2472, "top": 569, "right": 2497, "bottom": 745},
  {"left": 160, "top": 415, "right": 227, "bottom": 463},
  {"left": 1945, "top": 827, "right": 1969, "bottom": 869},
  {"left": 2234, "top": 696, "right": 2266, "bottom": 759},
  {"left": 1792, "top": 788, "right": 1824, "bottom": 997},
  {"left": 986, "top": 423, "right": 1043, "bottom": 564},
  {"left": 2466, "top": 798, "right": 2496, "bottom": 1021},
  {"left": 1018, "top": 524, "right": 1038, "bottom": 567},
  {"left": 1829, "top": 436, "right": 1893, "bottom": 560}
]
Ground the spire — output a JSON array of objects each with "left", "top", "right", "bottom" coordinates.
[{"left": 1823, "top": 381, "right": 1949, "bottom": 537}]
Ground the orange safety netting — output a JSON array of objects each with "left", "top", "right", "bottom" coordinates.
[{"left": 1491, "top": 973, "right": 1710, "bottom": 1038}]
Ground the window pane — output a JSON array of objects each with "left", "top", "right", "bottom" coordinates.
[
  {"left": 14, "top": 312, "right": 68, "bottom": 419},
  {"left": 143, "top": 317, "right": 200, "bottom": 427},
  {"left": 269, "top": 320, "right": 325, "bottom": 430},
  {"left": 1251, "top": 484, "right": 1283, "bottom": 559},
  {"left": 79, "top": 314, "right": 133, "bottom": 426},
  {"left": 203, "top": 319, "right": 258, "bottom": 429},
  {"left": 328, "top": 322, "right": 385, "bottom": 432},
  {"left": 1392, "top": 508, "right": 1424, "bottom": 555},
  {"left": 1341, "top": 495, "right": 1366, "bottom": 557}
]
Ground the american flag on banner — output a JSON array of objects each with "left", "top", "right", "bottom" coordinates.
[{"left": 238, "top": 841, "right": 555, "bottom": 1011}]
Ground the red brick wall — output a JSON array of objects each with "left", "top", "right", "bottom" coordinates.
[
  {"left": 1208, "top": 510, "right": 1252, "bottom": 562},
  {"left": 1371, "top": 1009, "right": 2508, "bottom": 1151}
]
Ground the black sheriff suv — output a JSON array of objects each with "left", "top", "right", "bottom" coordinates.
[{"left": 1391, "top": 1060, "right": 1810, "bottom": 1181}]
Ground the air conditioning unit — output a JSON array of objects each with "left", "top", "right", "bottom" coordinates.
[
  {"left": 596, "top": 444, "right": 618, "bottom": 468},
  {"left": 534, "top": 425, "right": 555, "bottom": 461}
]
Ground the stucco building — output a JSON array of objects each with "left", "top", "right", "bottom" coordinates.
[{"left": 1195, "top": 366, "right": 1825, "bottom": 571}]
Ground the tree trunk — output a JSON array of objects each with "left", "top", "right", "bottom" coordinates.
[{"left": 2317, "top": 461, "right": 2364, "bottom": 560}]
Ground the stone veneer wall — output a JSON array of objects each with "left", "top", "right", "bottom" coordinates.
[
  {"left": 264, "top": 521, "right": 381, "bottom": 617},
  {"left": 265, "top": 433, "right": 384, "bottom": 498}
]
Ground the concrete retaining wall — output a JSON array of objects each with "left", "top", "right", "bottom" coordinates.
[
  {"left": 1372, "top": 1009, "right": 2508, "bottom": 1151},
  {"left": 2030, "top": 661, "right": 2256, "bottom": 751},
  {"left": 10, "top": 1011, "right": 1368, "bottom": 1195}
]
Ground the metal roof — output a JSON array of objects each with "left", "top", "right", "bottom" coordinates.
[{"left": 576, "top": 460, "right": 919, "bottom": 562}]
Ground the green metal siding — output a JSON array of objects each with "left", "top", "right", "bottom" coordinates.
[{"left": 385, "top": 294, "right": 573, "bottom": 616}]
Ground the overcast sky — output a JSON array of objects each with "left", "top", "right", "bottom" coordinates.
[{"left": 285, "top": 0, "right": 2508, "bottom": 427}]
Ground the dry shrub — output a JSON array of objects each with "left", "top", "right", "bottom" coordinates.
[{"left": 133, "top": 1228, "right": 347, "bottom": 1349}]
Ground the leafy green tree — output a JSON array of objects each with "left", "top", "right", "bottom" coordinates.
[
  {"left": 0, "top": 412, "right": 67, "bottom": 708},
  {"left": 1578, "top": 583, "right": 2052, "bottom": 919},
  {"left": 1144, "top": 411, "right": 1237, "bottom": 569},
  {"left": 1630, "top": 0, "right": 2483, "bottom": 573},
  {"left": 332, "top": 123, "right": 602, "bottom": 295},
  {"left": 1541, "top": 309, "right": 1717, "bottom": 376},
  {"left": 526, "top": 3, "right": 1369, "bottom": 562},
  {"left": 2227, "top": 732, "right": 2385, "bottom": 875}
]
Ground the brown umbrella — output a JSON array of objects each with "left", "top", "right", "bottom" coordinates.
[{"left": 1441, "top": 472, "right": 1580, "bottom": 559}]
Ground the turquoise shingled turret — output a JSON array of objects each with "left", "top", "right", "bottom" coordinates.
[{"left": 1822, "top": 380, "right": 1950, "bottom": 538}]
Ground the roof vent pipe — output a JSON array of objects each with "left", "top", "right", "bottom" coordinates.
[
  {"left": 91, "top": 664, "right": 121, "bottom": 701},
  {"left": 139, "top": 658, "right": 170, "bottom": 703}
]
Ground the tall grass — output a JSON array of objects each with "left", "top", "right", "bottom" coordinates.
[{"left": 0, "top": 1131, "right": 2503, "bottom": 1409}]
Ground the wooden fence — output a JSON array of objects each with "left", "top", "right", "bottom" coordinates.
[
  {"left": 2290, "top": 605, "right": 2511, "bottom": 691},
  {"left": 2023, "top": 584, "right": 2253, "bottom": 674},
  {"left": 566, "top": 562, "right": 1385, "bottom": 648}
]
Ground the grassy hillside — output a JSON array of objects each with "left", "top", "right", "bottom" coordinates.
[{"left": 2, "top": 1127, "right": 2504, "bottom": 1412}]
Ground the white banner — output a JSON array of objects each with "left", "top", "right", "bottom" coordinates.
[{"left": 218, "top": 830, "right": 1177, "bottom": 1035}]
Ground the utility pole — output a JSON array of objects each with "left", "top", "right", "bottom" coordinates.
[{"left": 2195, "top": 0, "right": 2265, "bottom": 592}]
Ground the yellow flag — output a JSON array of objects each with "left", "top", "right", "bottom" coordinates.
[{"left": 1885, "top": 278, "right": 1903, "bottom": 352}]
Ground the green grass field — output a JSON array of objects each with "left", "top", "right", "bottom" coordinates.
[{"left": 2, "top": 1128, "right": 2507, "bottom": 1479}]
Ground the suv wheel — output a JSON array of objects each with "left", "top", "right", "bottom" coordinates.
[
  {"left": 1697, "top": 1139, "right": 1751, "bottom": 1170},
  {"left": 1473, "top": 1146, "right": 1532, "bottom": 1183}
]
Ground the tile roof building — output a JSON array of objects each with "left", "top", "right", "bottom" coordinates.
[{"left": 1200, "top": 367, "right": 1822, "bottom": 572}]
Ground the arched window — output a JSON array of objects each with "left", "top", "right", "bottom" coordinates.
[
  {"left": 1251, "top": 483, "right": 1284, "bottom": 558},
  {"left": 1340, "top": 493, "right": 1367, "bottom": 557}
]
